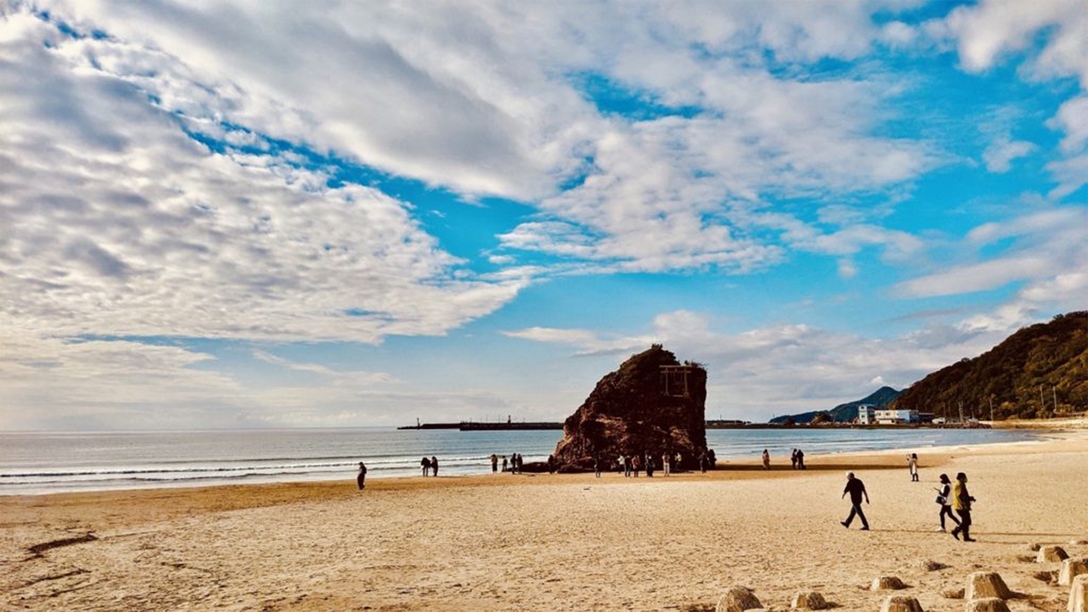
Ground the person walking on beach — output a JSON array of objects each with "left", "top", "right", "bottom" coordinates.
[
  {"left": 934, "top": 473, "right": 960, "bottom": 533},
  {"left": 431, "top": 456, "right": 439, "bottom": 477},
  {"left": 357, "top": 461, "right": 367, "bottom": 490},
  {"left": 421, "top": 456, "right": 431, "bottom": 477},
  {"left": 699, "top": 450, "right": 708, "bottom": 474},
  {"left": 632, "top": 454, "right": 641, "bottom": 477},
  {"left": 490, "top": 454, "right": 498, "bottom": 473},
  {"left": 840, "top": 472, "right": 870, "bottom": 530},
  {"left": 623, "top": 454, "right": 632, "bottom": 477},
  {"left": 762, "top": 449, "right": 770, "bottom": 470},
  {"left": 951, "top": 472, "right": 976, "bottom": 542},
  {"left": 796, "top": 448, "right": 805, "bottom": 470},
  {"left": 790, "top": 449, "right": 798, "bottom": 470},
  {"left": 645, "top": 453, "right": 654, "bottom": 477},
  {"left": 662, "top": 452, "right": 671, "bottom": 476},
  {"left": 502, "top": 456, "right": 508, "bottom": 472},
  {"left": 907, "top": 453, "right": 919, "bottom": 482},
  {"left": 594, "top": 454, "right": 601, "bottom": 478}
]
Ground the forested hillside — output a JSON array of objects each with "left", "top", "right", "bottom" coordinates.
[{"left": 891, "top": 312, "right": 1088, "bottom": 420}]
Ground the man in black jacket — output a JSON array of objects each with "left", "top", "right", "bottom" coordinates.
[{"left": 840, "top": 472, "right": 870, "bottom": 530}]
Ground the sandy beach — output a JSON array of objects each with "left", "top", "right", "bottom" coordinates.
[{"left": 2, "top": 424, "right": 1086, "bottom": 611}]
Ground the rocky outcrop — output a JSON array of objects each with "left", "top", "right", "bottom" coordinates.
[
  {"left": 1041, "top": 546, "right": 1071, "bottom": 563},
  {"left": 880, "top": 595, "right": 923, "bottom": 612},
  {"left": 1070, "top": 574, "right": 1088, "bottom": 612},
  {"left": 552, "top": 345, "right": 708, "bottom": 471},
  {"left": 790, "top": 591, "right": 828, "bottom": 609},
  {"left": 871, "top": 576, "right": 907, "bottom": 591},
  {"left": 1061, "top": 558, "right": 1088, "bottom": 587},
  {"left": 715, "top": 586, "right": 762, "bottom": 612},
  {"left": 965, "top": 598, "right": 1011, "bottom": 612},
  {"left": 966, "top": 572, "right": 1012, "bottom": 600}
]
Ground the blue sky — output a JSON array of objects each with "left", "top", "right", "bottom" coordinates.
[{"left": 1, "top": 0, "right": 1085, "bottom": 430}]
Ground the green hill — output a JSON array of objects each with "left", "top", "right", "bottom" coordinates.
[
  {"left": 769, "top": 386, "right": 901, "bottom": 424},
  {"left": 890, "top": 311, "right": 1088, "bottom": 420}
]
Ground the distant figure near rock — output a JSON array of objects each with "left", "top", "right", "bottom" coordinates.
[
  {"left": 551, "top": 345, "right": 709, "bottom": 472},
  {"left": 356, "top": 461, "right": 367, "bottom": 490}
]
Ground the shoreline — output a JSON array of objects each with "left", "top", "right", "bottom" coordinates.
[
  {"left": 2, "top": 423, "right": 1082, "bottom": 521},
  {"left": 2, "top": 421, "right": 1071, "bottom": 499},
  {"left": 3, "top": 423, "right": 1085, "bottom": 611}
]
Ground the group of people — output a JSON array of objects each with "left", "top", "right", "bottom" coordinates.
[
  {"left": 790, "top": 448, "right": 806, "bottom": 469},
  {"left": 839, "top": 463, "right": 978, "bottom": 541},
  {"left": 489, "top": 453, "right": 525, "bottom": 473},
  {"left": 613, "top": 452, "right": 682, "bottom": 477},
  {"left": 420, "top": 455, "right": 439, "bottom": 476}
]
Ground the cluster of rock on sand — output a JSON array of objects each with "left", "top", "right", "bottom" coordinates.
[{"left": 688, "top": 538, "right": 1088, "bottom": 612}]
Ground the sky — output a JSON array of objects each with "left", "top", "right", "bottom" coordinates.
[{"left": 1, "top": 0, "right": 1085, "bottom": 431}]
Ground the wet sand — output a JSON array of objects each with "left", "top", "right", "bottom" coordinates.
[{"left": 2, "top": 422, "right": 1085, "bottom": 611}]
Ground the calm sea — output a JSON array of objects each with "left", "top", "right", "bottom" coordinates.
[{"left": 0, "top": 426, "right": 1040, "bottom": 496}]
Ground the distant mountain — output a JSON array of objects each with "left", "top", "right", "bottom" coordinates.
[
  {"left": 770, "top": 386, "right": 901, "bottom": 424},
  {"left": 891, "top": 312, "right": 1088, "bottom": 420}
]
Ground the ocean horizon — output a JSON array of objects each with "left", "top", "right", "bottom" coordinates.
[{"left": 0, "top": 426, "right": 1042, "bottom": 496}]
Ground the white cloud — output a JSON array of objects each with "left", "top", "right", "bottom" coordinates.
[
  {"left": 940, "top": 0, "right": 1087, "bottom": 85},
  {"left": 982, "top": 138, "right": 1036, "bottom": 173},
  {"left": 1050, "top": 95, "right": 1088, "bottom": 154},
  {"left": 934, "top": 0, "right": 1087, "bottom": 197},
  {"left": 505, "top": 309, "right": 1010, "bottom": 421},
  {"left": 0, "top": 16, "right": 525, "bottom": 345},
  {"left": 30, "top": 1, "right": 940, "bottom": 279},
  {"left": 895, "top": 207, "right": 1088, "bottom": 304}
]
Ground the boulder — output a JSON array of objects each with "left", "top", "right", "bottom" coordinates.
[
  {"left": 1070, "top": 574, "right": 1088, "bottom": 612},
  {"left": 1034, "top": 570, "right": 1058, "bottom": 584},
  {"left": 790, "top": 591, "right": 828, "bottom": 610},
  {"left": 880, "top": 595, "right": 924, "bottom": 612},
  {"left": 552, "top": 345, "right": 709, "bottom": 472},
  {"left": 941, "top": 587, "right": 965, "bottom": 599},
  {"left": 966, "top": 572, "right": 1012, "bottom": 600},
  {"left": 919, "top": 559, "right": 947, "bottom": 571},
  {"left": 716, "top": 586, "right": 762, "bottom": 612},
  {"left": 1041, "top": 546, "right": 1071, "bottom": 563},
  {"left": 1062, "top": 558, "right": 1088, "bottom": 587},
  {"left": 871, "top": 576, "right": 907, "bottom": 591},
  {"left": 965, "top": 598, "right": 1011, "bottom": 612}
]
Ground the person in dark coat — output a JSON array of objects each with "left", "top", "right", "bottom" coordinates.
[
  {"left": 431, "top": 456, "right": 439, "bottom": 477},
  {"left": 840, "top": 472, "right": 870, "bottom": 530},
  {"left": 935, "top": 473, "right": 960, "bottom": 532},
  {"left": 357, "top": 462, "right": 367, "bottom": 490},
  {"left": 421, "top": 456, "right": 431, "bottom": 476},
  {"left": 951, "top": 472, "right": 976, "bottom": 541}
]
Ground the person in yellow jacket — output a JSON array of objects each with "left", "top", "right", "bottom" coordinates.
[{"left": 950, "top": 472, "right": 976, "bottom": 542}]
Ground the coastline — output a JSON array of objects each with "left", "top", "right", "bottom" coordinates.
[{"left": 3, "top": 420, "right": 1084, "bottom": 610}]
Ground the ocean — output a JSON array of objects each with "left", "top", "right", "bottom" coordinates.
[{"left": 0, "top": 426, "right": 1041, "bottom": 496}]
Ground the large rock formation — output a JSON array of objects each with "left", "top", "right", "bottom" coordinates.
[{"left": 552, "top": 345, "right": 708, "bottom": 472}]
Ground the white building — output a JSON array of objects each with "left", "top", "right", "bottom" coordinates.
[
  {"left": 873, "top": 409, "right": 919, "bottom": 425},
  {"left": 857, "top": 405, "right": 875, "bottom": 425}
]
